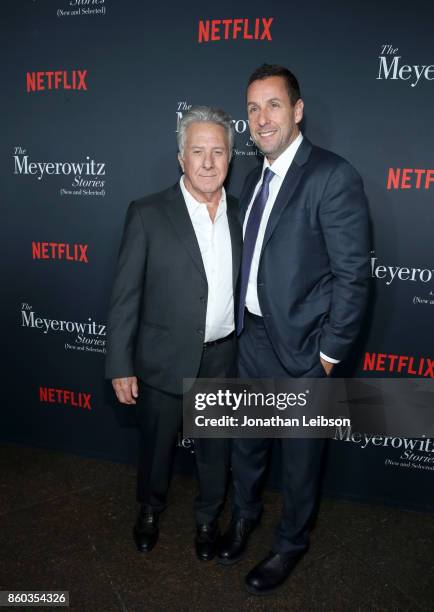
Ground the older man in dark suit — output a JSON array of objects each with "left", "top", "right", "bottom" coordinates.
[
  {"left": 218, "top": 64, "right": 370, "bottom": 594},
  {"left": 105, "top": 107, "right": 241, "bottom": 561}
]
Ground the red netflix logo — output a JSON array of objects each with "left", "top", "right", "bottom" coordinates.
[
  {"left": 39, "top": 386, "right": 92, "bottom": 410},
  {"left": 198, "top": 18, "right": 273, "bottom": 43},
  {"left": 363, "top": 352, "right": 434, "bottom": 377},
  {"left": 32, "top": 242, "right": 88, "bottom": 263},
  {"left": 26, "top": 70, "right": 87, "bottom": 92},
  {"left": 387, "top": 168, "right": 434, "bottom": 190}
]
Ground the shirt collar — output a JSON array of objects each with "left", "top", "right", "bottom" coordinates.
[
  {"left": 180, "top": 176, "right": 227, "bottom": 218},
  {"left": 262, "top": 132, "right": 303, "bottom": 179}
]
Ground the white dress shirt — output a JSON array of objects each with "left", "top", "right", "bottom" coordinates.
[
  {"left": 243, "top": 135, "right": 338, "bottom": 364},
  {"left": 180, "top": 176, "right": 234, "bottom": 342}
]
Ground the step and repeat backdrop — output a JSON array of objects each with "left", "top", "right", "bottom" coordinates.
[{"left": 2, "top": 0, "right": 433, "bottom": 511}]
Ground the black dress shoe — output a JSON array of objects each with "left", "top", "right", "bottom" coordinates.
[
  {"left": 133, "top": 506, "right": 159, "bottom": 553},
  {"left": 195, "top": 522, "right": 220, "bottom": 561},
  {"left": 217, "top": 517, "right": 257, "bottom": 565},
  {"left": 245, "top": 551, "right": 301, "bottom": 595}
]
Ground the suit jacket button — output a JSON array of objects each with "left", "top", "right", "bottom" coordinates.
[
  {"left": 197, "top": 329, "right": 204, "bottom": 336},
  {"left": 200, "top": 296, "right": 206, "bottom": 303}
]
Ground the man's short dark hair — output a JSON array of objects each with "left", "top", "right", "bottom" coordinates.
[{"left": 247, "top": 64, "right": 301, "bottom": 106}]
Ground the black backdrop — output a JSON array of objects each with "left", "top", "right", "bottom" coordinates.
[{"left": 2, "top": 0, "right": 433, "bottom": 511}]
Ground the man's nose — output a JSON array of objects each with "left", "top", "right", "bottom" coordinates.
[
  {"left": 257, "top": 109, "right": 269, "bottom": 126},
  {"left": 202, "top": 152, "right": 213, "bottom": 168}
]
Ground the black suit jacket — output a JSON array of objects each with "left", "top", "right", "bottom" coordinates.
[
  {"left": 239, "top": 137, "right": 370, "bottom": 376},
  {"left": 105, "top": 183, "right": 242, "bottom": 394}
]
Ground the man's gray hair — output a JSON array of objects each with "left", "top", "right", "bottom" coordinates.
[{"left": 177, "top": 106, "right": 234, "bottom": 156}]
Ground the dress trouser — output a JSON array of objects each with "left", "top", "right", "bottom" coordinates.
[
  {"left": 135, "top": 335, "right": 235, "bottom": 525},
  {"left": 231, "top": 311, "right": 326, "bottom": 557}
]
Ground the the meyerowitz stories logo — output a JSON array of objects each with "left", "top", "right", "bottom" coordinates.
[
  {"left": 32, "top": 242, "right": 89, "bottom": 263},
  {"left": 21, "top": 303, "right": 106, "bottom": 354},
  {"left": 13, "top": 146, "right": 106, "bottom": 197},
  {"left": 371, "top": 252, "right": 434, "bottom": 306},
  {"left": 335, "top": 426, "right": 434, "bottom": 472},
  {"left": 198, "top": 18, "right": 273, "bottom": 43},
  {"left": 377, "top": 44, "right": 434, "bottom": 87},
  {"left": 26, "top": 70, "right": 88, "bottom": 93},
  {"left": 371, "top": 252, "right": 434, "bottom": 286},
  {"left": 57, "top": 0, "right": 106, "bottom": 19}
]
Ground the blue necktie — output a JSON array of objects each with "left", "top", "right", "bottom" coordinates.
[{"left": 237, "top": 167, "right": 274, "bottom": 334}]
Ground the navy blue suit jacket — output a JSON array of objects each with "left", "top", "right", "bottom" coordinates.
[{"left": 239, "top": 137, "right": 370, "bottom": 377}]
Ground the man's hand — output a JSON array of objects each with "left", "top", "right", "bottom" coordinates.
[
  {"left": 320, "top": 357, "right": 334, "bottom": 377},
  {"left": 112, "top": 377, "right": 139, "bottom": 404}
]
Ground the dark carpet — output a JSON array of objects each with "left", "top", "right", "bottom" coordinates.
[{"left": 1, "top": 444, "right": 433, "bottom": 611}]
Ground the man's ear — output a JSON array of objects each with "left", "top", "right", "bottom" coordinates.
[
  {"left": 294, "top": 99, "right": 304, "bottom": 124},
  {"left": 178, "top": 152, "right": 184, "bottom": 172}
]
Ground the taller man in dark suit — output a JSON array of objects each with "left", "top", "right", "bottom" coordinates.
[
  {"left": 218, "top": 65, "right": 370, "bottom": 594},
  {"left": 105, "top": 107, "right": 241, "bottom": 561}
]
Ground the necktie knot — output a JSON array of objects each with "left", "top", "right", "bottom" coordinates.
[{"left": 262, "top": 167, "right": 274, "bottom": 187}]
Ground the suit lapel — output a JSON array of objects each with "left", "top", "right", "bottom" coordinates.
[
  {"left": 164, "top": 184, "right": 244, "bottom": 291},
  {"left": 260, "top": 137, "right": 312, "bottom": 255},
  {"left": 163, "top": 184, "right": 207, "bottom": 281}
]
